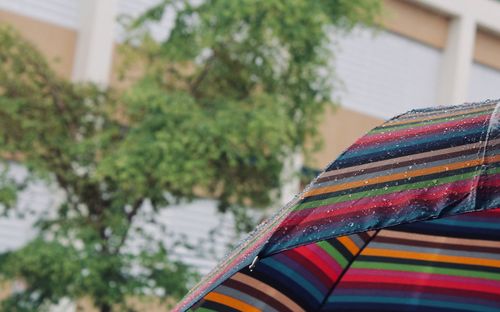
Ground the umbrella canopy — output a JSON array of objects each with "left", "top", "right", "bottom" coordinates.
[{"left": 174, "top": 100, "right": 500, "bottom": 312}]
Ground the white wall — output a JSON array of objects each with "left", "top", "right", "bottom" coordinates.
[
  {"left": 116, "top": 0, "right": 175, "bottom": 42},
  {"left": 0, "top": 164, "right": 58, "bottom": 253},
  {"left": 0, "top": 164, "right": 239, "bottom": 274},
  {"left": 0, "top": 0, "right": 79, "bottom": 29},
  {"left": 332, "top": 29, "right": 443, "bottom": 119},
  {"left": 132, "top": 199, "right": 241, "bottom": 275},
  {"left": 0, "top": 0, "right": 172, "bottom": 41},
  {"left": 467, "top": 62, "right": 500, "bottom": 103}
]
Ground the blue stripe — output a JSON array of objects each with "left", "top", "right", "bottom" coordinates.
[
  {"left": 432, "top": 218, "right": 500, "bottom": 229},
  {"left": 327, "top": 296, "right": 500, "bottom": 312},
  {"left": 329, "top": 127, "right": 485, "bottom": 170},
  {"left": 342, "top": 127, "right": 484, "bottom": 161},
  {"left": 261, "top": 258, "right": 324, "bottom": 302},
  {"left": 329, "top": 289, "right": 500, "bottom": 308},
  {"left": 273, "top": 253, "right": 328, "bottom": 293}
]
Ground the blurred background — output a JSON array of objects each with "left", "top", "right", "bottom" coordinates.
[{"left": 0, "top": 0, "right": 499, "bottom": 311}]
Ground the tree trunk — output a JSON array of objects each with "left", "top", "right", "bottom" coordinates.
[{"left": 100, "top": 303, "right": 112, "bottom": 312}]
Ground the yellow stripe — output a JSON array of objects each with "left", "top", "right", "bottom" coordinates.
[
  {"left": 363, "top": 248, "right": 500, "bottom": 268},
  {"left": 204, "top": 292, "right": 262, "bottom": 312},
  {"left": 338, "top": 236, "right": 360, "bottom": 254}
]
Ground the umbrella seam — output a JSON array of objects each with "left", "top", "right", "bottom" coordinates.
[
  {"left": 314, "top": 229, "right": 381, "bottom": 311},
  {"left": 471, "top": 100, "right": 499, "bottom": 212},
  {"left": 256, "top": 110, "right": 415, "bottom": 258}
]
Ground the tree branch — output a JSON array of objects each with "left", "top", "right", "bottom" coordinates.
[
  {"left": 114, "top": 198, "right": 145, "bottom": 254},
  {"left": 189, "top": 51, "right": 217, "bottom": 98}
]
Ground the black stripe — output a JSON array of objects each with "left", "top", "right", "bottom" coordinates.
[
  {"left": 243, "top": 264, "right": 317, "bottom": 310},
  {"left": 327, "top": 238, "right": 355, "bottom": 259},
  {"left": 321, "top": 301, "right": 481, "bottom": 312},
  {"left": 392, "top": 221, "right": 500, "bottom": 240}
]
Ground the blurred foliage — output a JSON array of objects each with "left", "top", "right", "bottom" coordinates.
[
  {"left": 0, "top": 0, "right": 379, "bottom": 311},
  {"left": 120, "top": 0, "right": 380, "bottom": 220},
  {"left": 0, "top": 25, "right": 196, "bottom": 312}
]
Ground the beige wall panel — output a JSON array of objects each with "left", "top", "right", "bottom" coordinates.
[
  {"left": 0, "top": 10, "right": 77, "bottom": 79},
  {"left": 74, "top": 297, "right": 174, "bottom": 312},
  {"left": 109, "top": 44, "right": 146, "bottom": 90},
  {"left": 382, "top": 0, "right": 449, "bottom": 49},
  {"left": 308, "top": 106, "right": 383, "bottom": 169},
  {"left": 474, "top": 28, "right": 500, "bottom": 71},
  {"left": 0, "top": 282, "right": 10, "bottom": 301}
]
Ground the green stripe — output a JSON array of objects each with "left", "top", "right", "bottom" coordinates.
[
  {"left": 317, "top": 241, "right": 349, "bottom": 267},
  {"left": 370, "top": 109, "right": 492, "bottom": 134},
  {"left": 351, "top": 261, "right": 500, "bottom": 281},
  {"left": 296, "top": 166, "right": 500, "bottom": 211},
  {"left": 298, "top": 170, "right": 473, "bottom": 211}
]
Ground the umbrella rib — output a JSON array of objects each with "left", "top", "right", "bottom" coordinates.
[
  {"left": 470, "top": 101, "right": 499, "bottom": 211},
  {"left": 315, "top": 229, "right": 381, "bottom": 311}
]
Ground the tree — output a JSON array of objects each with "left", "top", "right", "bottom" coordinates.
[{"left": 0, "top": 1, "right": 379, "bottom": 311}]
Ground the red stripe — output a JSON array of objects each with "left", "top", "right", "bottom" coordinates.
[
  {"left": 342, "top": 269, "right": 500, "bottom": 294},
  {"left": 469, "top": 208, "right": 500, "bottom": 217},
  {"left": 347, "top": 269, "right": 500, "bottom": 286},
  {"left": 297, "top": 244, "right": 343, "bottom": 278},
  {"left": 279, "top": 175, "right": 500, "bottom": 231},
  {"left": 352, "top": 114, "right": 489, "bottom": 149},
  {"left": 278, "top": 180, "right": 473, "bottom": 229},
  {"left": 282, "top": 248, "right": 336, "bottom": 287}
]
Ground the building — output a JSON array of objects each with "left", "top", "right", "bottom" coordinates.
[
  {"left": 0, "top": 0, "right": 499, "bottom": 301},
  {"left": 316, "top": 0, "right": 500, "bottom": 168}
]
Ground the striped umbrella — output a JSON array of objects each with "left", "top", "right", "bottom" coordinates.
[{"left": 174, "top": 100, "right": 500, "bottom": 312}]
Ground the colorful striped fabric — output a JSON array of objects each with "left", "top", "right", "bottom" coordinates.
[
  {"left": 192, "top": 232, "right": 375, "bottom": 311},
  {"left": 173, "top": 100, "right": 500, "bottom": 312},
  {"left": 262, "top": 101, "right": 500, "bottom": 256},
  {"left": 192, "top": 208, "right": 500, "bottom": 312},
  {"left": 322, "top": 208, "right": 500, "bottom": 312}
]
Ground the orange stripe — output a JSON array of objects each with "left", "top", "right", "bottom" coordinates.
[
  {"left": 363, "top": 248, "right": 500, "bottom": 268},
  {"left": 305, "top": 155, "right": 500, "bottom": 197},
  {"left": 337, "top": 236, "right": 360, "bottom": 254},
  {"left": 205, "top": 292, "right": 262, "bottom": 312}
]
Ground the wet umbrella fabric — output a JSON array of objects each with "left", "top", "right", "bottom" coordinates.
[{"left": 173, "top": 101, "right": 500, "bottom": 312}]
